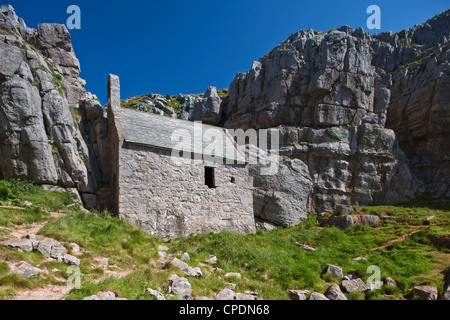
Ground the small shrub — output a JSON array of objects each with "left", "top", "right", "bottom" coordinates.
[{"left": 326, "top": 128, "right": 342, "bottom": 141}]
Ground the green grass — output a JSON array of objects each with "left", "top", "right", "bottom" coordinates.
[
  {"left": 121, "top": 96, "right": 145, "bottom": 109},
  {"left": 217, "top": 88, "right": 229, "bottom": 97},
  {"left": 39, "top": 210, "right": 162, "bottom": 270},
  {"left": 0, "top": 28, "right": 11, "bottom": 36},
  {"left": 0, "top": 179, "right": 448, "bottom": 300}
]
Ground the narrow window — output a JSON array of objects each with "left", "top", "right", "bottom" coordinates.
[
  {"left": 230, "top": 177, "right": 236, "bottom": 184},
  {"left": 205, "top": 167, "right": 215, "bottom": 189}
]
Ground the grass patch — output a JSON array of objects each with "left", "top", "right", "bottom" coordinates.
[
  {"left": 39, "top": 210, "right": 162, "bottom": 270},
  {"left": 0, "top": 179, "right": 448, "bottom": 300},
  {"left": 121, "top": 96, "right": 145, "bottom": 109}
]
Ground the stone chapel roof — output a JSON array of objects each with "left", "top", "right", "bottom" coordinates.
[{"left": 118, "top": 108, "right": 247, "bottom": 163}]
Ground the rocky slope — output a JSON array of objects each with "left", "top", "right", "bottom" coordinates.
[{"left": 0, "top": 5, "right": 97, "bottom": 206}]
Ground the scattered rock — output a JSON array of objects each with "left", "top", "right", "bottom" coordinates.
[
  {"left": 181, "top": 252, "right": 190, "bottom": 261},
  {"left": 254, "top": 218, "right": 278, "bottom": 231},
  {"left": 353, "top": 257, "right": 367, "bottom": 261},
  {"left": 324, "top": 284, "right": 348, "bottom": 300},
  {"left": 196, "top": 296, "right": 214, "bottom": 300},
  {"left": 185, "top": 266, "right": 203, "bottom": 278},
  {"left": 83, "top": 291, "right": 127, "bottom": 301},
  {"left": 71, "top": 242, "right": 81, "bottom": 253},
  {"left": 245, "top": 291, "right": 259, "bottom": 298},
  {"left": 288, "top": 290, "right": 308, "bottom": 300},
  {"left": 309, "top": 292, "right": 329, "bottom": 300},
  {"left": 225, "top": 272, "right": 242, "bottom": 279},
  {"left": 235, "top": 292, "right": 257, "bottom": 300},
  {"left": 12, "top": 262, "right": 41, "bottom": 279},
  {"left": 205, "top": 255, "right": 217, "bottom": 265},
  {"left": 322, "top": 264, "right": 344, "bottom": 279},
  {"left": 0, "top": 239, "right": 33, "bottom": 252},
  {"left": 413, "top": 286, "right": 438, "bottom": 300},
  {"left": 341, "top": 278, "right": 368, "bottom": 293},
  {"left": 158, "top": 251, "right": 167, "bottom": 260},
  {"left": 169, "top": 274, "right": 192, "bottom": 300},
  {"left": 37, "top": 240, "right": 68, "bottom": 260},
  {"left": 60, "top": 254, "right": 80, "bottom": 266},
  {"left": 171, "top": 258, "right": 189, "bottom": 273},
  {"left": 217, "top": 288, "right": 236, "bottom": 300},
  {"left": 146, "top": 288, "right": 166, "bottom": 300},
  {"left": 295, "top": 242, "right": 316, "bottom": 251},
  {"left": 226, "top": 283, "right": 237, "bottom": 290},
  {"left": 327, "top": 215, "right": 380, "bottom": 229},
  {"left": 384, "top": 277, "right": 397, "bottom": 287},
  {"left": 24, "top": 201, "right": 32, "bottom": 206},
  {"left": 100, "top": 258, "right": 109, "bottom": 268}
]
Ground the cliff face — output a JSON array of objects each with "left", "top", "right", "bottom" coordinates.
[
  {"left": 220, "top": 10, "right": 450, "bottom": 225},
  {"left": 0, "top": 5, "right": 98, "bottom": 206}
]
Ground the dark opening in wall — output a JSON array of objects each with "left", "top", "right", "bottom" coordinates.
[
  {"left": 231, "top": 177, "right": 236, "bottom": 184},
  {"left": 205, "top": 167, "right": 215, "bottom": 189}
]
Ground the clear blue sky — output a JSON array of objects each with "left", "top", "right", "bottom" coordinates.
[{"left": 7, "top": 0, "right": 449, "bottom": 104}]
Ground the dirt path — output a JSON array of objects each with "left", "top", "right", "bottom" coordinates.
[
  {"left": 370, "top": 229, "right": 423, "bottom": 251},
  {"left": 3, "top": 210, "right": 65, "bottom": 240},
  {"left": 1, "top": 208, "right": 70, "bottom": 300},
  {"left": 8, "top": 285, "right": 71, "bottom": 301}
]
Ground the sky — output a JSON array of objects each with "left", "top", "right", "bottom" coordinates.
[{"left": 7, "top": 0, "right": 449, "bottom": 104}]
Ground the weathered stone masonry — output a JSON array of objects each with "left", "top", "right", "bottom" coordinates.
[
  {"left": 118, "top": 144, "right": 255, "bottom": 239},
  {"left": 106, "top": 74, "right": 256, "bottom": 240}
]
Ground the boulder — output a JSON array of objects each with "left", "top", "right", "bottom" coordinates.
[
  {"left": 146, "top": 288, "right": 166, "bottom": 301},
  {"left": 341, "top": 278, "right": 368, "bottom": 293},
  {"left": 309, "top": 292, "right": 329, "bottom": 300},
  {"left": 225, "top": 272, "right": 242, "bottom": 279},
  {"left": 322, "top": 264, "right": 344, "bottom": 279},
  {"left": 205, "top": 255, "right": 217, "bottom": 265},
  {"left": 12, "top": 262, "right": 41, "bottom": 279},
  {"left": 327, "top": 215, "right": 380, "bottom": 229},
  {"left": 324, "top": 284, "right": 348, "bottom": 300},
  {"left": 171, "top": 257, "right": 189, "bottom": 273},
  {"left": 217, "top": 288, "right": 236, "bottom": 300},
  {"left": 83, "top": 291, "right": 127, "bottom": 301},
  {"left": 295, "top": 242, "right": 316, "bottom": 251},
  {"left": 37, "top": 240, "right": 68, "bottom": 259},
  {"left": 235, "top": 293, "right": 257, "bottom": 300},
  {"left": 181, "top": 252, "right": 190, "bottom": 261},
  {"left": 169, "top": 274, "right": 192, "bottom": 300},
  {"left": 60, "top": 254, "right": 80, "bottom": 266},
  {"left": 288, "top": 290, "right": 308, "bottom": 300},
  {"left": 0, "top": 239, "right": 33, "bottom": 252},
  {"left": 384, "top": 277, "right": 397, "bottom": 287},
  {"left": 413, "top": 286, "right": 438, "bottom": 300}
]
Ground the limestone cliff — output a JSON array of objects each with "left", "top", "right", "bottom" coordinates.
[
  {"left": 0, "top": 5, "right": 97, "bottom": 206},
  {"left": 219, "top": 10, "right": 449, "bottom": 225}
]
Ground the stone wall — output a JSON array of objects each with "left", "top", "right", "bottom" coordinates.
[{"left": 117, "top": 143, "right": 256, "bottom": 240}]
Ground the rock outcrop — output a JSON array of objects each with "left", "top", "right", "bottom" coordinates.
[
  {"left": 0, "top": 6, "right": 99, "bottom": 207},
  {"left": 221, "top": 10, "right": 449, "bottom": 225}
]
